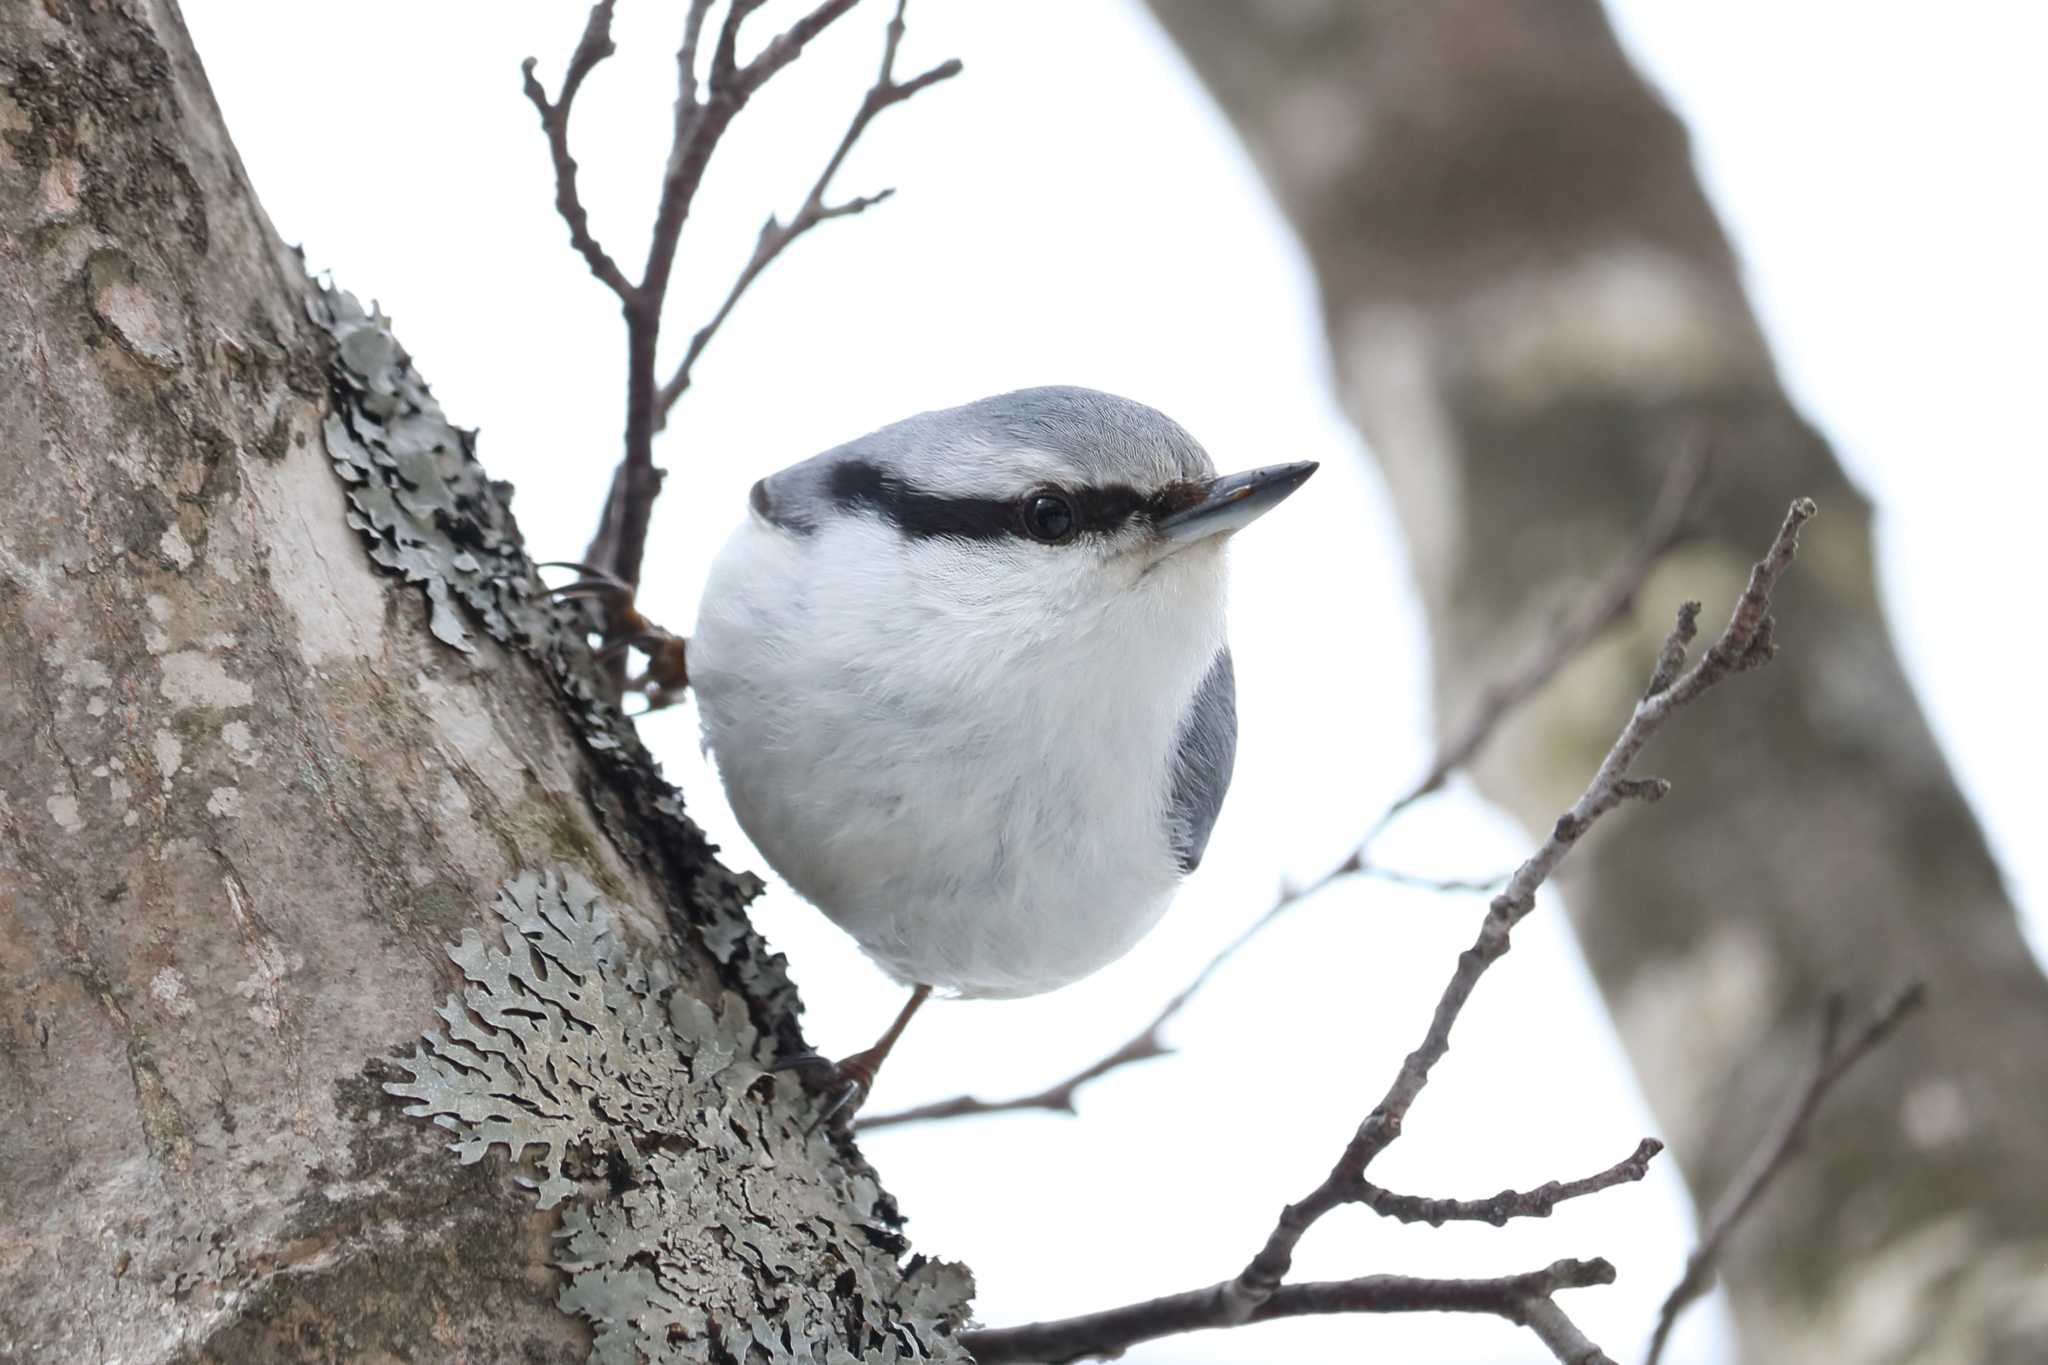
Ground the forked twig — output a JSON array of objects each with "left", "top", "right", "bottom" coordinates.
[{"left": 1351, "top": 1138, "right": 1664, "bottom": 1228}]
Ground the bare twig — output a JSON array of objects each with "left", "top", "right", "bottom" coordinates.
[
  {"left": 1643, "top": 983, "right": 1925, "bottom": 1365},
  {"left": 856, "top": 1023, "right": 1170, "bottom": 1130},
  {"left": 961, "top": 1257, "right": 1619, "bottom": 1364},
  {"left": 655, "top": 0, "right": 962, "bottom": 424},
  {"left": 1356, "top": 858, "right": 1509, "bottom": 894},
  {"left": 958, "top": 499, "right": 1817, "bottom": 1361},
  {"left": 520, "top": 2, "right": 633, "bottom": 301},
  {"left": 1352, "top": 1138, "right": 1664, "bottom": 1227},
  {"left": 643, "top": 0, "right": 853, "bottom": 318},
  {"left": 736, "top": 0, "right": 862, "bottom": 96}
]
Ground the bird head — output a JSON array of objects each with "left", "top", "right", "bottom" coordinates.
[{"left": 744, "top": 387, "right": 1316, "bottom": 655}]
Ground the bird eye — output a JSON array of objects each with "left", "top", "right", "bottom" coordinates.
[{"left": 1022, "top": 492, "right": 1077, "bottom": 543}]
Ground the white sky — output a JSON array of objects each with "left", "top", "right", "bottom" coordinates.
[{"left": 180, "top": 3, "right": 2046, "bottom": 1362}]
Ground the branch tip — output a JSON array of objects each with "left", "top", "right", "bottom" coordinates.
[{"left": 1348, "top": 1137, "right": 1666, "bottom": 1229}]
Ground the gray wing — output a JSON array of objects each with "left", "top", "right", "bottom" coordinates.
[{"left": 1166, "top": 648, "right": 1238, "bottom": 873}]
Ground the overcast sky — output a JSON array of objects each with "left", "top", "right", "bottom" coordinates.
[{"left": 181, "top": 3, "right": 2046, "bottom": 1361}]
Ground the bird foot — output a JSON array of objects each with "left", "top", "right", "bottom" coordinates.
[
  {"left": 772, "top": 1048, "right": 885, "bottom": 1134},
  {"left": 537, "top": 560, "right": 689, "bottom": 712},
  {"left": 771, "top": 986, "right": 928, "bottom": 1133}
]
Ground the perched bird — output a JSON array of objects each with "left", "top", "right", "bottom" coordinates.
[{"left": 686, "top": 386, "right": 1315, "bottom": 1120}]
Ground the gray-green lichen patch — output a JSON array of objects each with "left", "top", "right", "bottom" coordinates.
[
  {"left": 307, "top": 283, "right": 799, "bottom": 1041},
  {"left": 387, "top": 872, "right": 973, "bottom": 1363},
  {"left": 314, "top": 285, "right": 555, "bottom": 657}
]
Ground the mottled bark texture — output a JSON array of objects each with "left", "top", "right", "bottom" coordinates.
[
  {"left": 1143, "top": 3, "right": 2048, "bottom": 1361},
  {"left": 0, "top": 3, "right": 966, "bottom": 1362}
]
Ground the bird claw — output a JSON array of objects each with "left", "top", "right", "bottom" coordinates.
[
  {"left": 536, "top": 561, "right": 689, "bottom": 710},
  {"left": 772, "top": 1049, "right": 879, "bottom": 1134},
  {"left": 769, "top": 987, "right": 927, "bottom": 1133}
]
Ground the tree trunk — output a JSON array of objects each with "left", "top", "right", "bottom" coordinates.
[
  {"left": 1142, "top": 3, "right": 2048, "bottom": 1360},
  {"left": 0, "top": 2, "right": 968, "bottom": 1360}
]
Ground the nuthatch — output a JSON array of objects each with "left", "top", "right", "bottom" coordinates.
[{"left": 683, "top": 387, "right": 1315, "bottom": 1123}]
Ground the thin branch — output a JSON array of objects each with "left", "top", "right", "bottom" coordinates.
[
  {"left": 955, "top": 499, "right": 1818, "bottom": 1361},
  {"left": 1351, "top": 1138, "right": 1664, "bottom": 1227},
  {"left": 655, "top": 0, "right": 964, "bottom": 424},
  {"left": 521, "top": 1, "right": 633, "bottom": 301},
  {"left": 646, "top": 0, "right": 866, "bottom": 308},
  {"left": 960, "top": 1258, "right": 1619, "bottom": 1365},
  {"left": 646, "top": 0, "right": 779, "bottom": 309},
  {"left": 1356, "top": 858, "right": 1509, "bottom": 895},
  {"left": 856, "top": 1023, "right": 1170, "bottom": 1130},
  {"left": 1643, "top": 983, "right": 1925, "bottom": 1365}
]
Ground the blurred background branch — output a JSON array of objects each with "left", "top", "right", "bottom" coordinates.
[{"left": 1646, "top": 983, "right": 1927, "bottom": 1363}]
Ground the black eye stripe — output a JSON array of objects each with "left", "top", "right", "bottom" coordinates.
[
  {"left": 828, "top": 460, "right": 1204, "bottom": 544},
  {"left": 828, "top": 461, "right": 1015, "bottom": 540}
]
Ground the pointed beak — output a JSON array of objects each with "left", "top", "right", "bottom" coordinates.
[{"left": 1157, "top": 461, "right": 1319, "bottom": 547}]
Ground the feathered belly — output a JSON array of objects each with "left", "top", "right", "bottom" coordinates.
[{"left": 701, "top": 677, "right": 1181, "bottom": 998}]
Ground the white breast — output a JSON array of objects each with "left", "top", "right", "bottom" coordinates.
[{"left": 691, "top": 515, "right": 1226, "bottom": 998}]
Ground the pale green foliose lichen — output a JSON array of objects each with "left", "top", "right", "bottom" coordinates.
[{"left": 386, "top": 871, "right": 973, "bottom": 1362}]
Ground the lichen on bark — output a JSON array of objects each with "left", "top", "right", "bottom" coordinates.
[{"left": 388, "top": 871, "right": 973, "bottom": 1363}]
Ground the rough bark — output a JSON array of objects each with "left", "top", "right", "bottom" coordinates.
[
  {"left": 0, "top": 2, "right": 967, "bottom": 1361},
  {"left": 1141, "top": 3, "right": 2048, "bottom": 1361}
]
